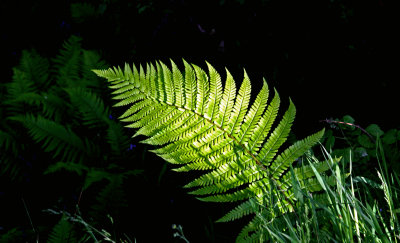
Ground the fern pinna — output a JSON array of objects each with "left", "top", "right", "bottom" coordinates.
[{"left": 94, "top": 60, "right": 330, "bottom": 241}]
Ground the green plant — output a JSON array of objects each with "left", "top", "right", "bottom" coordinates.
[
  {"left": 94, "top": 60, "right": 339, "bottom": 241},
  {"left": 47, "top": 214, "right": 79, "bottom": 243},
  {"left": 0, "top": 35, "right": 141, "bottom": 241},
  {"left": 44, "top": 208, "right": 134, "bottom": 243},
  {"left": 259, "top": 141, "right": 400, "bottom": 242},
  {"left": 321, "top": 115, "right": 400, "bottom": 179}
]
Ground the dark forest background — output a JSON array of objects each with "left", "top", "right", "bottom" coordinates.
[{"left": 0, "top": 0, "right": 398, "bottom": 242}]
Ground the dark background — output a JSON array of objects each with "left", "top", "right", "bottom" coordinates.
[
  {"left": 1, "top": 0, "right": 398, "bottom": 242},
  {"left": 2, "top": 0, "right": 398, "bottom": 135}
]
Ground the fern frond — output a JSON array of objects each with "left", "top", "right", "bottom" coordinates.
[
  {"left": 6, "top": 68, "right": 37, "bottom": 101},
  {"left": 216, "top": 198, "right": 259, "bottom": 222},
  {"left": 256, "top": 99, "right": 296, "bottom": 167},
  {"left": 236, "top": 215, "right": 263, "bottom": 242},
  {"left": 81, "top": 50, "right": 108, "bottom": 90},
  {"left": 0, "top": 129, "right": 18, "bottom": 154},
  {"left": 270, "top": 129, "right": 325, "bottom": 179},
  {"left": 44, "top": 161, "right": 88, "bottom": 176},
  {"left": 0, "top": 152, "right": 21, "bottom": 181},
  {"left": 12, "top": 115, "right": 86, "bottom": 162},
  {"left": 40, "top": 92, "right": 69, "bottom": 121},
  {"left": 65, "top": 87, "right": 109, "bottom": 128},
  {"left": 17, "top": 49, "right": 50, "bottom": 90},
  {"left": 47, "top": 215, "right": 77, "bottom": 243},
  {"left": 94, "top": 60, "right": 328, "bottom": 240},
  {"left": 52, "top": 36, "right": 82, "bottom": 87},
  {"left": 90, "top": 173, "right": 128, "bottom": 222},
  {"left": 106, "top": 120, "right": 130, "bottom": 155}
]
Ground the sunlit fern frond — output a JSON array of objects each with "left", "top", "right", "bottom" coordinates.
[{"left": 94, "top": 60, "right": 326, "bottom": 241}]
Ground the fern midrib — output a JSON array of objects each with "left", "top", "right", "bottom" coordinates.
[
  {"left": 154, "top": 96, "right": 296, "bottom": 208},
  {"left": 145, "top": 91, "right": 269, "bottom": 172}
]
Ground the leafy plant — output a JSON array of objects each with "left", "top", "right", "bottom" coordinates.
[
  {"left": 321, "top": 115, "right": 400, "bottom": 178},
  {"left": 47, "top": 214, "right": 78, "bottom": 243},
  {"left": 0, "top": 35, "right": 141, "bottom": 241},
  {"left": 94, "top": 60, "right": 339, "bottom": 241},
  {"left": 255, "top": 142, "right": 400, "bottom": 242}
]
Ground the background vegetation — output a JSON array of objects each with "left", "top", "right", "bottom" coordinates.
[{"left": 0, "top": 0, "right": 398, "bottom": 242}]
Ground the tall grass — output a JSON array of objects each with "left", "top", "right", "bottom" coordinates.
[{"left": 257, "top": 139, "right": 400, "bottom": 242}]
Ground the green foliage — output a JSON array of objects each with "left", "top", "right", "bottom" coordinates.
[
  {"left": 262, "top": 140, "right": 400, "bottom": 242},
  {"left": 71, "top": 3, "right": 99, "bottom": 23},
  {"left": 321, "top": 115, "right": 400, "bottom": 177},
  {"left": 0, "top": 35, "right": 141, "bottom": 241},
  {"left": 0, "top": 35, "right": 133, "bottom": 177},
  {"left": 11, "top": 114, "right": 89, "bottom": 162},
  {"left": 47, "top": 215, "right": 78, "bottom": 243},
  {"left": 0, "top": 227, "right": 25, "bottom": 243},
  {"left": 94, "top": 60, "right": 333, "bottom": 241}
]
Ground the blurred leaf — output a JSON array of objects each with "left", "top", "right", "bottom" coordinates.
[
  {"left": 44, "top": 162, "right": 88, "bottom": 176},
  {"left": 71, "top": 3, "right": 97, "bottom": 23},
  {"left": 354, "top": 147, "right": 369, "bottom": 163},
  {"left": 83, "top": 169, "right": 112, "bottom": 190},
  {"left": 0, "top": 227, "right": 24, "bottom": 243},
  {"left": 382, "top": 129, "right": 397, "bottom": 145},
  {"left": 358, "top": 134, "right": 375, "bottom": 149},
  {"left": 325, "top": 130, "right": 335, "bottom": 151},
  {"left": 354, "top": 147, "right": 368, "bottom": 156},
  {"left": 343, "top": 115, "right": 354, "bottom": 123},
  {"left": 343, "top": 115, "right": 355, "bottom": 129},
  {"left": 366, "top": 124, "right": 384, "bottom": 138},
  {"left": 47, "top": 214, "right": 77, "bottom": 243}
]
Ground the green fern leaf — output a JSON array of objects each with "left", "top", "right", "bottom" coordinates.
[
  {"left": 81, "top": 50, "right": 108, "bottom": 89},
  {"left": 47, "top": 215, "right": 77, "bottom": 243},
  {"left": 40, "top": 92, "right": 68, "bottom": 121},
  {"left": 270, "top": 129, "right": 325, "bottom": 179},
  {"left": 12, "top": 115, "right": 86, "bottom": 162},
  {"left": 65, "top": 87, "right": 110, "bottom": 128},
  {"left": 44, "top": 162, "right": 88, "bottom": 176},
  {"left": 216, "top": 198, "right": 260, "bottom": 223},
  {"left": 106, "top": 120, "right": 130, "bottom": 155},
  {"left": 52, "top": 36, "right": 82, "bottom": 87},
  {"left": 94, "top": 60, "right": 327, "bottom": 240},
  {"left": 7, "top": 68, "right": 35, "bottom": 97}
]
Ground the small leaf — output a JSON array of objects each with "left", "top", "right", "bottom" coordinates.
[
  {"left": 342, "top": 115, "right": 355, "bottom": 130},
  {"left": 342, "top": 115, "right": 355, "bottom": 124},
  {"left": 382, "top": 129, "right": 397, "bottom": 145},
  {"left": 366, "top": 124, "right": 384, "bottom": 138},
  {"left": 358, "top": 134, "right": 375, "bottom": 148}
]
